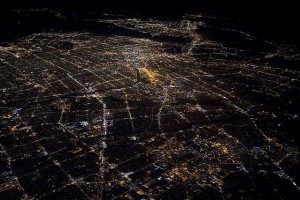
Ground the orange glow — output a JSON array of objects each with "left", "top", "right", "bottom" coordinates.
[{"left": 139, "top": 68, "right": 160, "bottom": 83}]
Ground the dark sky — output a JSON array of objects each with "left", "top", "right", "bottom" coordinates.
[{"left": 1, "top": 0, "right": 299, "bottom": 44}]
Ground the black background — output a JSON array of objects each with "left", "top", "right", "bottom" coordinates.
[{"left": 0, "top": 0, "right": 299, "bottom": 44}]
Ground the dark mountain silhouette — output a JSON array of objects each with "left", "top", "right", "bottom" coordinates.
[{"left": 0, "top": 0, "right": 299, "bottom": 44}]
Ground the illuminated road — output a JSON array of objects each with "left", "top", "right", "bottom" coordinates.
[{"left": 0, "top": 14, "right": 299, "bottom": 199}]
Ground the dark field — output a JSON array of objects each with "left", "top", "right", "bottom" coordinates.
[{"left": 0, "top": 3, "right": 299, "bottom": 200}]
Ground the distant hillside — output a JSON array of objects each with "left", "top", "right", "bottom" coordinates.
[{"left": 1, "top": 0, "right": 299, "bottom": 44}]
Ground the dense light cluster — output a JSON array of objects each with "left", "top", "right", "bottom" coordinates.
[{"left": 0, "top": 14, "right": 299, "bottom": 199}]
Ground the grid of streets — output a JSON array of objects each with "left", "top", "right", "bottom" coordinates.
[{"left": 0, "top": 15, "right": 300, "bottom": 199}]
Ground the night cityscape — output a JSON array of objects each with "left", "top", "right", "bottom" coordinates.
[{"left": 0, "top": 1, "right": 299, "bottom": 199}]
